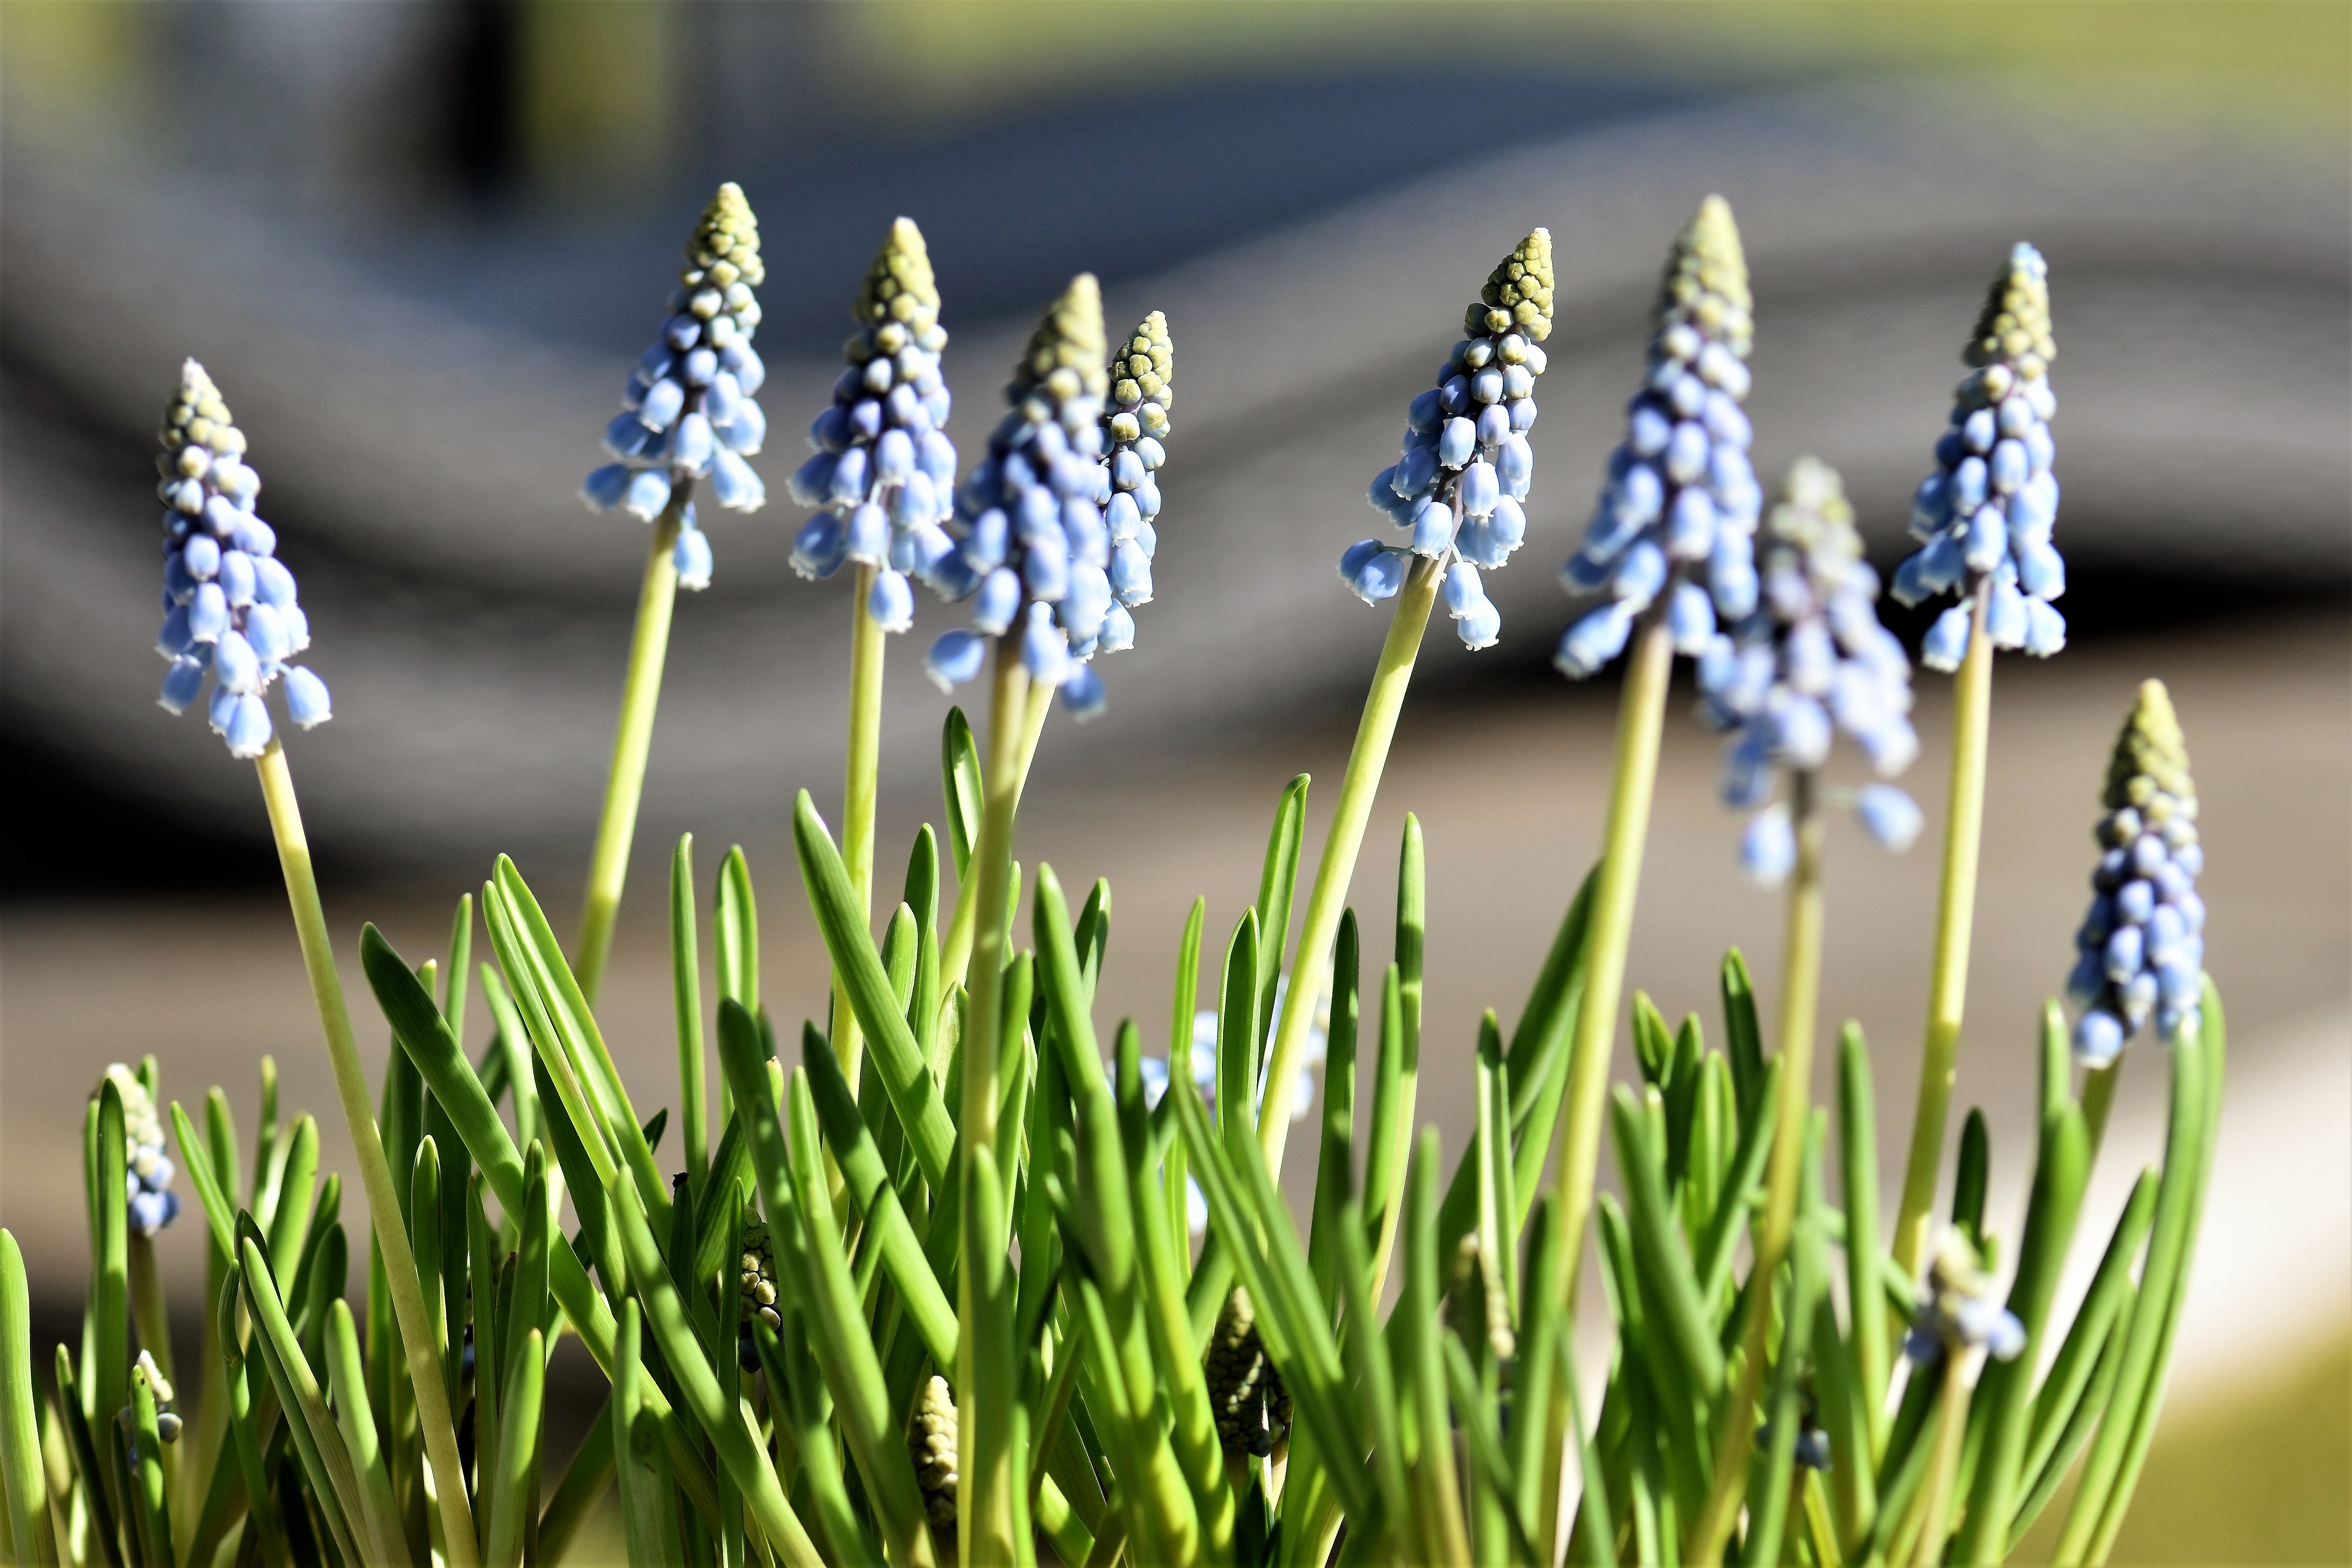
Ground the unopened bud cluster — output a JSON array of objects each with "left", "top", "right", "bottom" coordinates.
[
  {"left": 1700, "top": 460, "right": 1922, "bottom": 883},
  {"left": 736, "top": 1218, "right": 781, "bottom": 1369},
  {"left": 2067, "top": 680, "right": 2205, "bottom": 1063},
  {"left": 1904, "top": 1230, "right": 2025, "bottom": 1364},
  {"left": 910, "top": 1374, "right": 959, "bottom": 1533},
  {"left": 152, "top": 361, "right": 331, "bottom": 758},
  {"left": 102, "top": 1064, "right": 181, "bottom": 1237},
  {"left": 1342, "top": 229, "right": 1554, "bottom": 649},
  {"left": 582, "top": 183, "right": 770, "bottom": 588},
  {"left": 1558, "top": 197, "right": 1760, "bottom": 677},
  {"left": 788, "top": 219, "right": 960, "bottom": 634},
  {"left": 927, "top": 275, "right": 1141, "bottom": 718},
  {"left": 1206, "top": 1287, "right": 1291, "bottom": 1457},
  {"left": 1892, "top": 243, "right": 2064, "bottom": 668}
]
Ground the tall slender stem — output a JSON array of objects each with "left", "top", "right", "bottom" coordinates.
[
  {"left": 254, "top": 742, "right": 481, "bottom": 1568},
  {"left": 832, "top": 566, "right": 887, "bottom": 1093},
  {"left": 1892, "top": 578, "right": 1994, "bottom": 1285},
  {"left": 1256, "top": 557, "right": 1441, "bottom": 1173},
  {"left": 1913, "top": 1351, "right": 1973, "bottom": 1566},
  {"left": 958, "top": 641, "right": 1028, "bottom": 1566},
  {"left": 1690, "top": 772, "right": 1826, "bottom": 1565},
  {"left": 1536, "top": 614, "right": 1673, "bottom": 1554},
  {"left": 574, "top": 503, "right": 687, "bottom": 1005}
]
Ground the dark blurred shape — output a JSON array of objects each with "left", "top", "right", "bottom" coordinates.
[{"left": 445, "top": 0, "right": 521, "bottom": 202}]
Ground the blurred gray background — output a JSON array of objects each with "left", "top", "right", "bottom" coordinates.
[{"left": 3, "top": 4, "right": 2346, "bottom": 1558}]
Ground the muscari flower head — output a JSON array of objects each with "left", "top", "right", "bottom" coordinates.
[
  {"left": 1904, "top": 1229, "right": 2025, "bottom": 1364},
  {"left": 1342, "top": 229, "right": 1554, "bottom": 650},
  {"left": 1207, "top": 1286, "right": 1292, "bottom": 1457},
  {"left": 151, "top": 361, "right": 331, "bottom": 759},
  {"left": 787, "top": 218, "right": 959, "bottom": 632},
  {"left": 1558, "top": 196, "right": 1759, "bottom": 677},
  {"left": 1891, "top": 243, "right": 2063, "bottom": 669},
  {"left": 736, "top": 1216, "right": 781, "bottom": 1369},
  {"left": 910, "top": 1374, "right": 960, "bottom": 1533},
  {"left": 582, "top": 182, "right": 769, "bottom": 589},
  {"left": 1700, "top": 459, "right": 1922, "bottom": 884},
  {"left": 100, "top": 1063, "right": 180, "bottom": 1237},
  {"left": 924, "top": 274, "right": 1120, "bottom": 717},
  {"left": 2065, "top": 679, "right": 2204, "bottom": 1065},
  {"left": 1055, "top": 310, "right": 1178, "bottom": 719}
]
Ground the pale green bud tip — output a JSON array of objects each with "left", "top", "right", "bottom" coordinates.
[
  {"left": 1964, "top": 241, "right": 2054, "bottom": 378},
  {"left": 157, "top": 358, "right": 248, "bottom": 467},
  {"left": 909, "top": 1374, "right": 959, "bottom": 1528},
  {"left": 1466, "top": 226, "right": 1556, "bottom": 342},
  {"left": 2103, "top": 678, "right": 2195, "bottom": 816},
  {"left": 1110, "top": 309, "right": 1172, "bottom": 413},
  {"left": 856, "top": 216, "right": 940, "bottom": 334},
  {"left": 1766, "top": 456, "right": 1862, "bottom": 568},
  {"left": 1655, "top": 194, "right": 1753, "bottom": 354},
  {"left": 1010, "top": 271, "right": 1107, "bottom": 405},
  {"left": 682, "top": 181, "right": 765, "bottom": 292}
]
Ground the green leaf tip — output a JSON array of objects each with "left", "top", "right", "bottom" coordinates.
[
  {"left": 1964, "top": 240, "right": 2055, "bottom": 376},
  {"left": 1656, "top": 194, "right": 1751, "bottom": 352},
  {"left": 1470, "top": 227, "right": 1555, "bottom": 343},
  {"left": 1009, "top": 272, "right": 1107, "bottom": 407},
  {"left": 2102, "top": 679, "right": 2195, "bottom": 815},
  {"left": 684, "top": 181, "right": 764, "bottom": 290},
  {"left": 1106, "top": 309, "right": 1173, "bottom": 443},
  {"left": 857, "top": 216, "right": 941, "bottom": 334}
]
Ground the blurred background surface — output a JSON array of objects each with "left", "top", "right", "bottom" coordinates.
[{"left": 3, "top": 3, "right": 2345, "bottom": 1559}]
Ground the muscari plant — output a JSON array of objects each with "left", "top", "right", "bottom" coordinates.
[{"left": 0, "top": 187, "right": 2223, "bottom": 1568}]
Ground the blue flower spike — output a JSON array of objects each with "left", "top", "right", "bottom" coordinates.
[
  {"left": 1090, "top": 310, "right": 1174, "bottom": 665},
  {"left": 2066, "top": 679, "right": 2204, "bottom": 1064},
  {"left": 1891, "top": 243, "right": 2062, "bottom": 669},
  {"left": 102, "top": 1064, "right": 180, "bottom": 1238},
  {"left": 151, "top": 360, "right": 329, "bottom": 759},
  {"left": 1558, "top": 196, "right": 1756, "bottom": 678},
  {"left": 1904, "top": 1230, "right": 2025, "bottom": 1365},
  {"left": 925, "top": 273, "right": 1113, "bottom": 713},
  {"left": 787, "top": 217, "right": 959, "bottom": 613},
  {"left": 1341, "top": 228, "right": 1554, "bottom": 647},
  {"left": 581, "top": 182, "right": 768, "bottom": 588},
  {"left": 1700, "top": 458, "right": 1921, "bottom": 882}
]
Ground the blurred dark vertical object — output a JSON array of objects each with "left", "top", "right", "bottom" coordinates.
[{"left": 445, "top": 0, "right": 520, "bottom": 202}]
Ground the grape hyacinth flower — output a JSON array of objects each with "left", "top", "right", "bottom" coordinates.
[
  {"left": 101, "top": 1063, "right": 180, "bottom": 1238},
  {"left": 1904, "top": 1229, "right": 2026, "bottom": 1364},
  {"left": 151, "top": 360, "right": 331, "bottom": 759},
  {"left": 1342, "top": 228, "right": 1554, "bottom": 650},
  {"left": 1700, "top": 459, "right": 1921, "bottom": 884},
  {"left": 925, "top": 274, "right": 1114, "bottom": 715},
  {"left": 1558, "top": 197, "right": 1757, "bottom": 678},
  {"left": 1061, "top": 310, "right": 1176, "bottom": 718},
  {"left": 581, "top": 181, "right": 769, "bottom": 585},
  {"left": 2066, "top": 679, "right": 2205, "bottom": 1064},
  {"left": 787, "top": 218, "right": 958, "bottom": 628},
  {"left": 1890, "top": 244, "right": 2063, "bottom": 667}
]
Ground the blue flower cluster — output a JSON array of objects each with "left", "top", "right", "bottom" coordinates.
[
  {"left": 787, "top": 218, "right": 959, "bottom": 632},
  {"left": 152, "top": 360, "right": 331, "bottom": 759},
  {"left": 1060, "top": 309, "right": 1177, "bottom": 718},
  {"left": 1904, "top": 1230, "right": 2024, "bottom": 1364},
  {"left": 104, "top": 1063, "right": 181, "bottom": 1238},
  {"left": 582, "top": 183, "right": 769, "bottom": 588},
  {"left": 1558, "top": 197, "right": 1759, "bottom": 678},
  {"left": 2067, "top": 680, "right": 2205, "bottom": 1064},
  {"left": 1701, "top": 460, "right": 1922, "bottom": 884},
  {"left": 1891, "top": 243, "right": 2063, "bottom": 669},
  {"left": 923, "top": 274, "right": 1123, "bottom": 717},
  {"left": 1342, "top": 229, "right": 1554, "bottom": 650}
]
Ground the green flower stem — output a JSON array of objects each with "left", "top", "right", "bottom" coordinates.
[
  {"left": 1893, "top": 578, "right": 1993, "bottom": 1287},
  {"left": 1911, "top": 1349, "right": 1973, "bottom": 1567},
  {"left": 831, "top": 564, "right": 887, "bottom": 1094},
  {"left": 1257, "top": 555, "right": 1441, "bottom": 1174},
  {"left": 959, "top": 637, "right": 1030, "bottom": 1565},
  {"left": 573, "top": 501, "right": 688, "bottom": 1005},
  {"left": 1689, "top": 772, "right": 1826, "bottom": 1566},
  {"left": 253, "top": 739, "right": 481, "bottom": 1568}
]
